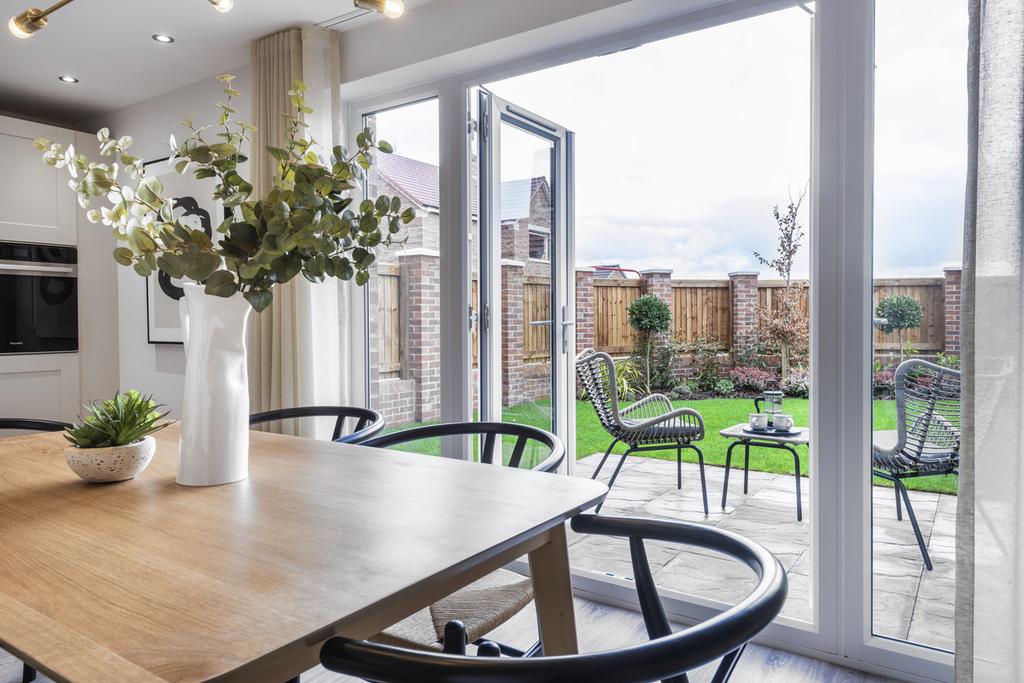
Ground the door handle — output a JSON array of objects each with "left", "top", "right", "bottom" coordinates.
[{"left": 529, "top": 320, "right": 552, "bottom": 327}]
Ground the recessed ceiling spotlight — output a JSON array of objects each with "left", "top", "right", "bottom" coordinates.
[
  {"left": 57, "top": 75, "right": 79, "bottom": 84},
  {"left": 208, "top": 0, "right": 233, "bottom": 13},
  {"left": 354, "top": 0, "right": 404, "bottom": 19},
  {"left": 152, "top": 33, "right": 175, "bottom": 44}
]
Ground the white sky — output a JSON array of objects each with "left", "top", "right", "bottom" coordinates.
[{"left": 369, "top": 1, "right": 967, "bottom": 280}]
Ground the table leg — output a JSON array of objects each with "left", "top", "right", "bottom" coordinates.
[
  {"left": 743, "top": 443, "right": 750, "bottom": 494},
  {"left": 722, "top": 441, "right": 739, "bottom": 510},
  {"left": 785, "top": 444, "right": 802, "bottom": 522},
  {"left": 528, "top": 523, "right": 578, "bottom": 656}
]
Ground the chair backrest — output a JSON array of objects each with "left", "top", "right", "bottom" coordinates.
[
  {"left": 0, "top": 418, "right": 70, "bottom": 433},
  {"left": 320, "top": 514, "right": 787, "bottom": 683},
  {"left": 360, "top": 421, "right": 564, "bottom": 473},
  {"left": 575, "top": 349, "right": 624, "bottom": 434},
  {"left": 894, "top": 359, "right": 961, "bottom": 458},
  {"left": 248, "top": 406, "right": 384, "bottom": 444}
]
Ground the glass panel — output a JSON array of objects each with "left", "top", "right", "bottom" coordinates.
[
  {"left": 486, "top": 4, "right": 814, "bottom": 622},
  {"left": 496, "top": 120, "right": 558, "bottom": 468},
  {"left": 363, "top": 98, "right": 440, "bottom": 454},
  {"left": 870, "top": 0, "right": 967, "bottom": 651}
]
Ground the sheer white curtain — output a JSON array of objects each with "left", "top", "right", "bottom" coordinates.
[
  {"left": 956, "top": 1, "right": 1024, "bottom": 679},
  {"left": 248, "top": 26, "right": 347, "bottom": 437}
]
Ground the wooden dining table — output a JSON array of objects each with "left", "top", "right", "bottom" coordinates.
[{"left": 0, "top": 424, "right": 607, "bottom": 682}]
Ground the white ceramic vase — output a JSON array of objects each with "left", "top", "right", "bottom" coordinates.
[{"left": 177, "top": 283, "right": 252, "bottom": 486}]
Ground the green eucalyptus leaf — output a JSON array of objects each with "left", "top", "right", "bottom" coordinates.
[
  {"left": 244, "top": 289, "right": 273, "bottom": 312},
  {"left": 156, "top": 252, "right": 185, "bottom": 278},
  {"left": 112, "top": 247, "right": 134, "bottom": 266},
  {"left": 204, "top": 270, "right": 237, "bottom": 297}
]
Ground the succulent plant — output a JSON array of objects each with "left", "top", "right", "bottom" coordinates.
[{"left": 65, "top": 390, "right": 170, "bottom": 449}]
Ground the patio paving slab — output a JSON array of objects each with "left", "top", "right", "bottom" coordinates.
[{"left": 571, "top": 452, "right": 956, "bottom": 653}]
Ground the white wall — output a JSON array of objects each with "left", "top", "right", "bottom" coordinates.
[{"left": 81, "top": 67, "right": 251, "bottom": 416}]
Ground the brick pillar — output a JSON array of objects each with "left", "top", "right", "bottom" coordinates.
[
  {"left": 729, "top": 271, "right": 759, "bottom": 355},
  {"left": 640, "top": 269, "right": 674, "bottom": 308},
  {"left": 501, "top": 259, "right": 525, "bottom": 406},
  {"left": 575, "top": 268, "right": 595, "bottom": 353},
  {"left": 943, "top": 267, "right": 962, "bottom": 356},
  {"left": 400, "top": 249, "right": 441, "bottom": 421}
]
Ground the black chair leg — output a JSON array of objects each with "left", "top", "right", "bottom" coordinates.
[
  {"left": 443, "top": 620, "right": 468, "bottom": 655},
  {"left": 688, "top": 444, "right": 709, "bottom": 517},
  {"left": 895, "top": 483, "right": 903, "bottom": 520},
  {"left": 22, "top": 664, "right": 36, "bottom": 683},
  {"left": 676, "top": 447, "right": 682, "bottom": 489},
  {"left": 595, "top": 448, "right": 631, "bottom": 513},
  {"left": 785, "top": 445, "right": 802, "bottom": 522},
  {"left": 894, "top": 478, "right": 932, "bottom": 570},
  {"left": 591, "top": 439, "right": 618, "bottom": 481},
  {"left": 711, "top": 644, "right": 747, "bottom": 683},
  {"left": 721, "top": 441, "right": 740, "bottom": 510}
]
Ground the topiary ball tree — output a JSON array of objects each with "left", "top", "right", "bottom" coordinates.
[
  {"left": 628, "top": 295, "right": 672, "bottom": 393},
  {"left": 875, "top": 294, "right": 924, "bottom": 361}
]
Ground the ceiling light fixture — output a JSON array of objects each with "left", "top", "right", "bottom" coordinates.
[
  {"left": 57, "top": 74, "right": 79, "bottom": 83},
  {"left": 354, "top": 0, "right": 405, "bottom": 19},
  {"left": 152, "top": 33, "right": 175, "bottom": 44},
  {"left": 208, "top": 0, "right": 234, "bottom": 13},
  {"left": 8, "top": 0, "right": 74, "bottom": 39}
]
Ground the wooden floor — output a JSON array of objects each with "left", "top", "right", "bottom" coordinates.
[{"left": 0, "top": 596, "right": 895, "bottom": 683}]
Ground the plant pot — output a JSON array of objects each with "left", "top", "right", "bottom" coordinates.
[
  {"left": 64, "top": 435, "right": 156, "bottom": 483},
  {"left": 177, "top": 283, "right": 252, "bottom": 487}
]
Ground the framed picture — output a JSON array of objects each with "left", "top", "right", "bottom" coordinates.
[{"left": 142, "top": 157, "right": 224, "bottom": 344}]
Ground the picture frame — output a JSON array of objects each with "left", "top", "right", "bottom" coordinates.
[{"left": 141, "top": 157, "right": 224, "bottom": 344}]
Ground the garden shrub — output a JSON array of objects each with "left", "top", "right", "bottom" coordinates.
[
  {"left": 714, "top": 379, "right": 736, "bottom": 396},
  {"left": 781, "top": 368, "right": 810, "bottom": 398},
  {"left": 691, "top": 335, "right": 722, "bottom": 391},
  {"left": 628, "top": 295, "right": 673, "bottom": 393},
  {"left": 873, "top": 370, "right": 895, "bottom": 398},
  {"left": 875, "top": 295, "right": 924, "bottom": 362},
  {"left": 669, "top": 384, "right": 691, "bottom": 401},
  {"left": 935, "top": 352, "right": 960, "bottom": 370},
  {"left": 728, "top": 366, "right": 776, "bottom": 393}
]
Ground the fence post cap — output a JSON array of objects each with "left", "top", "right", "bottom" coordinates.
[
  {"left": 942, "top": 266, "right": 962, "bottom": 273},
  {"left": 639, "top": 268, "right": 673, "bottom": 275},
  {"left": 727, "top": 270, "right": 760, "bottom": 277},
  {"left": 575, "top": 266, "right": 596, "bottom": 273},
  {"left": 398, "top": 247, "right": 441, "bottom": 258},
  {"left": 501, "top": 259, "right": 526, "bottom": 268}
]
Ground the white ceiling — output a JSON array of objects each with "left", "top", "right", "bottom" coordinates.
[{"left": 0, "top": 0, "right": 434, "bottom": 126}]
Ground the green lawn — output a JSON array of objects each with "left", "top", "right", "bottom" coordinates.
[{"left": 502, "top": 398, "right": 958, "bottom": 496}]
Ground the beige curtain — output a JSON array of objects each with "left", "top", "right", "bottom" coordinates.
[
  {"left": 248, "top": 26, "right": 347, "bottom": 437},
  {"left": 956, "top": 0, "right": 1024, "bottom": 679}
]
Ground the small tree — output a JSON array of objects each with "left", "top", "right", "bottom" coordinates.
[
  {"left": 754, "top": 189, "right": 809, "bottom": 381},
  {"left": 875, "top": 295, "right": 923, "bottom": 362},
  {"left": 628, "top": 294, "right": 671, "bottom": 393}
]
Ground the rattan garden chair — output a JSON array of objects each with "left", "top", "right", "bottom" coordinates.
[
  {"left": 872, "top": 359, "right": 961, "bottom": 570},
  {"left": 575, "top": 348, "right": 708, "bottom": 515}
]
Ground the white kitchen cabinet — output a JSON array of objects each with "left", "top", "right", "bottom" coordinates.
[
  {"left": 0, "top": 353, "right": 80, "bottom": 424},
  {"left": 0, "top": 114, "right": 77, "bottom": 245}
]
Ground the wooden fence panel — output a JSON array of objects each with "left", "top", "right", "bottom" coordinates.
[
  {"left": 594, "top": 280, "right": 642, "bottom": 354},
  {"left": 672, "top": 281, "right": 731, "bottom": 347},
  {"left": 523, "top": 277, "right": 552, "bottom": 361},
  {"left": 376, "top": 273, "right": 402, "bottom": 374},
  {"left": 872, "top": 278, "right": 944, "bottom": 351}
]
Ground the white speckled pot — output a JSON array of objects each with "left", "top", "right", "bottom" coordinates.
[{"left": 64, "top": 436, "right": 157, "bottom": 483}]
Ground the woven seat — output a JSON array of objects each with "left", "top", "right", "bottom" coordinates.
[
  {"left": 374, "top": 569, "right": 534, "bottom": 651},
  {"left": 871, "top": 359, "right": 960, "bottom": 570},
  {"left": 575, "top": 348, "right": 709, "bottom": 515}
]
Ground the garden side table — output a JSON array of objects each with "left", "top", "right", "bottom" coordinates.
[{"left": 720, "top": 423, "right": 810, "bottom": 521}]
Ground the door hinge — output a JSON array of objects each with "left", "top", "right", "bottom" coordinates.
[
  {"left": 482, "top": 303, "right": 491, "bottom": 332},
  {"left": 468, "top": 118, "right": 479, "bottom": 136}
]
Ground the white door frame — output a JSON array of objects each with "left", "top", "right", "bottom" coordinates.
[
  {"left": 477, "top": 89, "right": 576, "bottom": 472},
  {"left": 343, "top": 0, "right": 957, "bottom": 678}
]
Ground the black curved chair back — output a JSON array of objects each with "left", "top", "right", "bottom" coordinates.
[
  {"left": 361, "top": 421, "right": 564, "bottom": 473},
  {"left": 0, "top": 418, "right": 70, "bottom": 432},
  {"left": 249, "top": 406, "right": 384, "bottom": 444},
  {"left": 320, "top": 514, "right": 787, "bottom": 683}
]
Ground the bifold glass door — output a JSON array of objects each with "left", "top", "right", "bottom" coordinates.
[{"left": 477, "top": 90, "right": 575, "bottom": 470}]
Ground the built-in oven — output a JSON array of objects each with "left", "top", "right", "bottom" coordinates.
[{"left": 0, "top": 241, "right": 78, "bottom": 354}]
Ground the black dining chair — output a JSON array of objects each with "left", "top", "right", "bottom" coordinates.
[
  {"left": 357, "top": 421, "right": 564, "bottom": 655},
  {"left": 248, "top": 405, "right": 384, "bottom": 444},
  {"left": 320, "top": 513, "right": 787, "bottom": 683},
  {"left": 0, "top": 417, "right": 71, "bottom": 683}
]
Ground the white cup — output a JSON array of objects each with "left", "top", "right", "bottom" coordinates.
[
  {"left": 749, "top": 413, "right": 769, "bottom": 430},
  {"left": 774, "top": 414, "right": 794, "bottom": 431}
]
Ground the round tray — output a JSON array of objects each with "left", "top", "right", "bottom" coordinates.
[{"left": 743, "top": 426, "right": 800, "bottom": 437}]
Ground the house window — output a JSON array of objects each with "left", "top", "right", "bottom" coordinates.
[{"left": 528, "top": 226, "right": 550, "bottom": 262}]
